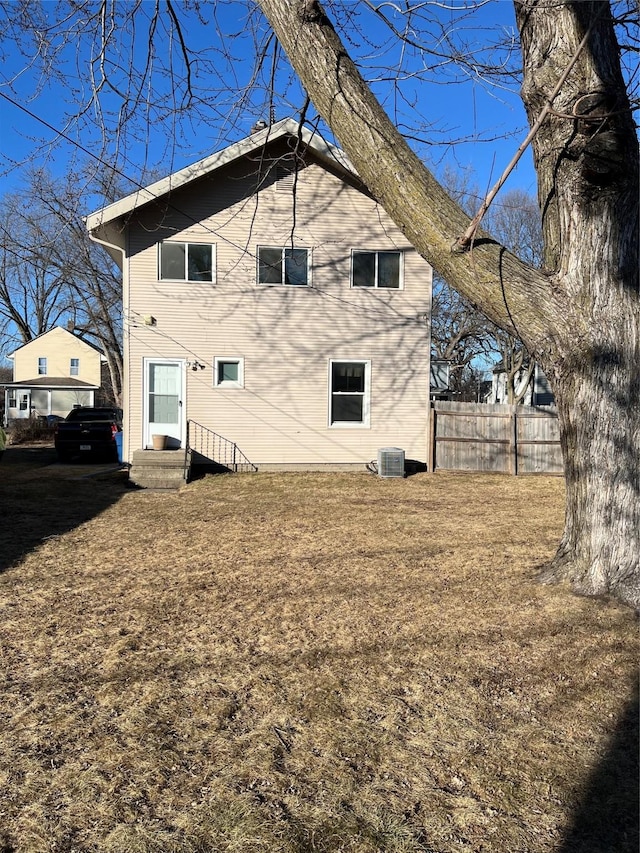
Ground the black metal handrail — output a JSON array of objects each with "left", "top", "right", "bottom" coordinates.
[{"left": 185, "top": 420, "right": 257, "bottom": 477}]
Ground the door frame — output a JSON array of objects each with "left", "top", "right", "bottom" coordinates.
[{"left": 142, "top": 357, "right": 186, "bottom": 449}]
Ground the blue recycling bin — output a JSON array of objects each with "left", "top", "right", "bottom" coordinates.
[{"left": 115, "top": 430, "right": 123, "bottom": 464}]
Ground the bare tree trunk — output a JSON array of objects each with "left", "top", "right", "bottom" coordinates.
[
  {"left": 546, "top": 350, "right": 639, "bottom": 603},
  {"left": 516, "top": 0, "right": 640, "bottom": 603},
  {"left": 259, "top": 0, "right": 640, "bottom": 605}
]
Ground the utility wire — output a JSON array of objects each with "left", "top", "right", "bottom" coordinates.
[
  {"left": 0, "top": 89, "right": 425, "bottom": 325},
  {"left": 0, "top": 89, "right": 271, "bottom": 260}
]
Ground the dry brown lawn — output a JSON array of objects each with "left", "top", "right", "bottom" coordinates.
[{"left": 0, "top": 454, "right": 637, "bottom": 853}]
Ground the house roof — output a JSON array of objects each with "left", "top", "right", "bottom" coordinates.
[
  {"left": 3, "top": 377, "right": 100, "bottom": 389},
  {"left": 7, "top": 327, "right": 106, "bottom": 360},
  {"left": 85, "top": 117, "right": 357, "bottom": 232}
]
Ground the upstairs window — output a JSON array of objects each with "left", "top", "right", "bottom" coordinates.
[
  {"left": 70, "top": 358, "right": 80, "bottom": 376},
  {"left": 352, "top": 250, "right": 401, "bottom": 289},
  {"left": 258, "top": 246, "right": 309, "bottom": 286},
  {"left": 38, "top": 357, "right": 47, "bottom": 375},
  {"left": 160, "top": 242, "right": 215, "bottom": 282}
]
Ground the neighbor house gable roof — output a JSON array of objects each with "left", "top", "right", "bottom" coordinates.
[
  {"left": 3, "top": 377, "right": 100, "bottom": 389},
  {"left": 85, "top": 118, "right": 357, "bottom": 233},
  {"left": 7, "top": 327, "right": 106, "bottom": 361}
]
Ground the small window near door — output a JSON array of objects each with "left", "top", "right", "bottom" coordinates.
[
  {"left": 38, "top": 357, "right": 47, "bottom": 375},
  {"left": 214, "top": 357, "right": 244, "bottom": 388},
  {"left": 70, "top": 358, "right": 80, "bottom": 376},
  {"left": 8, "top": 395, "right": 16, "bottom": 409}
]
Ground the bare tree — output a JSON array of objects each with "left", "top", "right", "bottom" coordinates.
[
  {"left": 430, "top": 278, "right": 495, "bottom": 393},
  {"left": 429, "top": 167, "right": 504, "bottom": 394},
  {"left": 486, "top": 187, "right": 545, "bottom": 404},
  {"left": 0, "top": 171, "right": 123, "bottom": 403},
  {"left": 29, "top": 170, "right": 124, "bottom": 406},
  {"left": 0, "top": 192, "right": 72, "bottom": 351},
  {"left": 430, "top": 177, "right": 543, "bottom": 400},
  {"left": 258, "top": 0, "right": 639, "bottom": 606}
]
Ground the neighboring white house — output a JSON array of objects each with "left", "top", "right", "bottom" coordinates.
[
  {"left": 86, "top": 118, "right": 433, "bottom": 472},
  {"left": 3, "top": 327, "right": 105, "bottom": 424},
  {"left": 487, "top": 361, "right": 555, "bottom": 406}
]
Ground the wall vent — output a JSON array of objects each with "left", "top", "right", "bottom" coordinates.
[
  {"left": 276, "top": 163, "right": 296, "bottom": 190},
  {"left": 377, "top": 447, "right": 405, "bottom": 478}
]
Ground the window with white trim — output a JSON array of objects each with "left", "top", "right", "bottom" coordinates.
[
  {"left": 258, "top": 246, "right": 309, "bottom": 286},
  {"left": 70, "top": 358, "right": 80, "bottom": 376},
  {"left": 159, "top": 241, "right": 215, "bottom": 282},
  {"left": 329, "top": 360, "right": 370, "bottom": 427},
  {"left": 38, "top": 357, "right": 47, "bottom": 375},
  {"left": 352, "top": 250, "right": 402, "bottom": 289},
  {"left": 214, "top": 357, "right": 244, "bottom": 389}
]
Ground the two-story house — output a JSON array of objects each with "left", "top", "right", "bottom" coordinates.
[
  {"left": 3, "top": 327, "right": 105, "bottom": 424},
  {"left": 86, "top": 118, "right": 433, "bottom": 476}
]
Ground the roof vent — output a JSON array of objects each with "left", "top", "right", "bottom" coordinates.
[
  {"left": 251, "top": 120, "right": 268, "bottom": 134},
  {"left": 377, "top": 447, "right": 405, "bottom": 478}
]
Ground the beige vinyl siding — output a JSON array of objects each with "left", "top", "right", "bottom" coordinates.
[
  {"left": 49, "top": 389, "right": 94, "bottom": 414},
  {"left": 123, "top": 154, "right": 431, "bottom": 465},
  {"left": 12, "top": 327, "right": 102, "bottom": 385}
]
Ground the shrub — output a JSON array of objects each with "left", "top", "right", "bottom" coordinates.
[{"left": 7, "top": 419, "right": 56, "bottom": 445}]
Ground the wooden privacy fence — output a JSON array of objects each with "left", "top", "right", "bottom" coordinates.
[{"left": 428, "top": 401, "right": 563, "bottom": 475}]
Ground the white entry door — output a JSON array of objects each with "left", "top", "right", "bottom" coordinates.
[
  {"left": 17, "top": 391, "right": 31, "bottom": 419},
  {"left": 144, "top": 359, "right": 185, "bottom": 449}
]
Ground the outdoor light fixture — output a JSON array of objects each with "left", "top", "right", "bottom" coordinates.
[{"left": 187, "top": 360, "right": 206, "bottom": 371}]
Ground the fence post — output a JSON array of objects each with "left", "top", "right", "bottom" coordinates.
[
  {"left": 510, "top": 407, "right": 518, "bottom": 476},
  {"left": 427, "top": 404, "right": 436, "bottom": 473}
]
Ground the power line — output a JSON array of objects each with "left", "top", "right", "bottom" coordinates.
[
  {"left": 0, "top": 89, "right": 428, "bottom": 326},
  {"left": 0, "top": 89, "right": 289, "bottom": 261}
]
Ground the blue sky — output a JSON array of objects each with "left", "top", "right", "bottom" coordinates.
[{"left": 0, "top": 0, "right": 538, "bottom": 210}]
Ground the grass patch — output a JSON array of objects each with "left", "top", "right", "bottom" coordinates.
[{"left": 0, "top": 470, "right": 637, "bottom": 852}]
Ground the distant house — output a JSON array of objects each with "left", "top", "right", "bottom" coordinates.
[
  {"left": 3, "top": 327, "right": 105, "bottom": 424},
  {"left": 486, "top": 361, "right": 555, "bottom": 406},
  {"left": 430, "top": 359, "right": 451, "bottom": 399},
  {"left": 86, "top": 118, "right": 433, "bottom": 474}
]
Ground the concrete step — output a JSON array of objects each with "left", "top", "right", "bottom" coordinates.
[
  {"left": 131, "top": 477, "right": 186, "bottom": 490},
  {"left": 130, "top": 449, "right": 190, "bottom": 489},
  {"left": 130, "top": 472, "right": 187, "bottom": 489},
  {"left": 131, "top": 449, "right": 188, "bottom": 469}
]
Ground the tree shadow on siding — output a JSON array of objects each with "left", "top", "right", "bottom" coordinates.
[{"left": 557, "top": 679, "right": 639, "bottom": 853}]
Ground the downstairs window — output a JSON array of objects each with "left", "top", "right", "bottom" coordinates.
[{"left": 329, "top": 360, "right": 370, "bottom": 427}]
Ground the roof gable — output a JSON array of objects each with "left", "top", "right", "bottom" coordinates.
[
  {"left": 7, "top": 327, "right": 105, "bottom": 360},
  {"left": 86, "top": 118, "right": 357, "bottom": 233}
]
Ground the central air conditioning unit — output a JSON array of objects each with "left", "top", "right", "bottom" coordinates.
[{"left": 377, "top": 447, "right": 405, "bottom": 478}]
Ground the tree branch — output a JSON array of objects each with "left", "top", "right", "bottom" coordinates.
[{"left": 258, "top": 0, "right": 561, "bottom": 350}]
